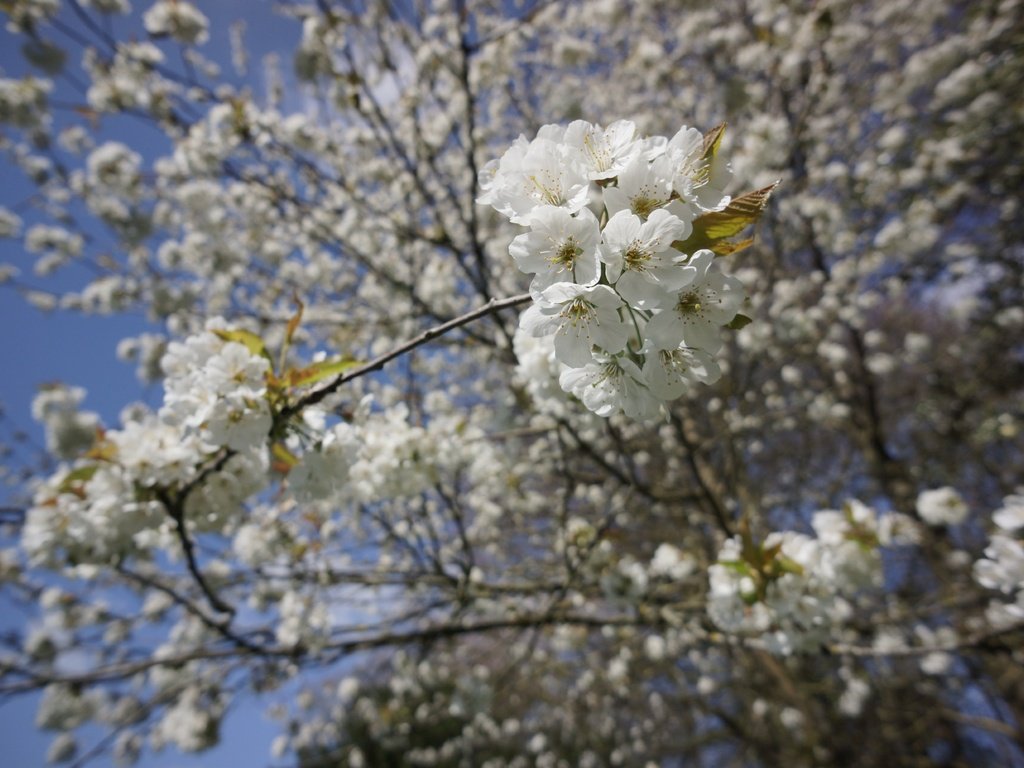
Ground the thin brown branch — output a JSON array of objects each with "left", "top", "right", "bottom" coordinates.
[
  {"left": 283, "top": 292, "right": 531, "bottom": 417},
  {"left": 0, "top": 610, "right": 656, "bottom": 694},
  {"left": 158, "top": 489, "right": 236, "bottom": 617}
]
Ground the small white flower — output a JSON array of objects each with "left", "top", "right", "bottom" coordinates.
[
  {"left": 562, "top": 119, "right": 643, "bottom": 180},
  {"left": 508, "top": 206, "right": 601, "bottom": 294},
  {"left": 916, "top": 487, "right": 969, "bottom": 526},
  {"left": 559, "top": 354, "right": 660, "bottom": 419},
  {"left": 641, "top": 344, "right": 721, "bottom": 400},
  {"left": 602, "top": 154, "right": 691, "bottom": 222},
  {"left": 83, "top": 0, "right": 130, "bottom": 12},
  {"left": 204, "top": 341, "right": 269, "bottom": 398},
  {"left": 601, "top": 208, "right": 694, "bottom": 308},
  {"left": 86, "top": 142, "right": 141, "bottom": 194},
  {"left": 0, "top": 207, "right": 23, "bottom": 237},
  {"left": 644, "top": 250, "right": 744, "bottom": 353},
  {"left": 47, "top": 733, "right": 78, "bottom": 764},
  {"left": 838, "top": 677, "right": 871, "bottom": 717},
  {"left": 974, "top": 535, "right": 1024, "bottom": 594},
  {"left": 920, "top": 652, "right": 953, "bottom": 676},
  {"left": 143, "top": 0, "right": 209, "bottom": 45},
  {"left": 151, "top": 686, "right": 222, "bottom": 752},
  {"left": 664, "top": 125, "right": 732, "bottom": 212},
  {"left": 520, "top": 282, "right": 629, "bottom": 367},
  {"left": 993, "top": 493, "right": 1024, "bottom": 531},
  {"left": 289, "top": 426, "right": 359, "bottom": 501},
  {"left": 650, "top": 543, "right": 694, "bottom": 580},
  {"left": 477, "top": 135, "right": 590, "bottom": 224},
  {"left": 31, "top": 385, "right": 100, "bottom": 460},
  {"left": 109, "top": 415, "right": 200, "bottom": 486},
  {"left": 512, "top": 327, "right": 567, "bottom": 416},
  {"left": 205, "top": 396, "right": 272, "bottom": 452}
]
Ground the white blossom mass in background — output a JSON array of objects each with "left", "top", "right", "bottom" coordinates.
[{"left": 0, "top": 0, "right": 1022, "bottom": 766}]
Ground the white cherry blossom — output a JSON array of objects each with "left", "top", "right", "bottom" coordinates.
[
  {"left": 477, "top": 136, "right": 590, "bottom": 225},
  {"left": 916, "top": 487, "right": 969, "bottom": 526},
  {"left": 993, "top": 493, "right": 1024, "bottom": 531},
  {"left": 600, "top": 208, "right": 694, "bottom": 308},
  {"left": 143, "top": 0, "right": 209, "bottom": 46},
  {"left": 563, "top": 119, "right": 643, "bottom": 180},
  {"left": 641, "top": 344, "right": 721, "bottom": 400},
  {"left": 602, "top": 154, "right": 690, "bottom": 222},
  {"left": 664, "top": 125, "right": 733, "bottom": 212},
  {"left": 559, "top": 354, "right": 660, "bottom": 420},
  {"left": 644, "top": 250, "right": 744, "bottom": 353},
  {"left": 508, "top": 205, "right": 601, "bottom": 294},
  {"left": 520, "top": 282, "right": 629, "bottom": 367}
]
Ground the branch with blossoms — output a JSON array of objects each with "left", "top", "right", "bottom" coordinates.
[
  {"left": 2, "top": 0, "right": 1022, "bottom": 761},
  {"left": 81, "top": 292, "right": 531, "bottom": 630}
]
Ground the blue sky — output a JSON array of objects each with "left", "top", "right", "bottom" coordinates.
[{"left": 0, "top": 3, "right": 307, "bottom": 764}]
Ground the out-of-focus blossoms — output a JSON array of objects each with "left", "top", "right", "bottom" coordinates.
[
  {"left": 707, "top": 501, "right": 893, "bottom": 654},
  {"left": 22, "top": 319, "right": 274, "bottom": 567},
  {"left": 974, "top": 492, "right": 1024, "bottom": 628},
  {"left": 142, "top": 0, "right": 209, "bottom": 46},
  {"left": 480, "top": 120, "right": 752, "bottom": 420},
  {"left": 916, "top": 486, "right": 970, "bottom": 526},
  {"left": 2, "top": 0, "right": 1022, "bottom": 762},
  {"left": 31, "top": 385, "right": 100, "bottom": 460},
  {"left": 160, "top": 323, "right": 273, "bottom": 452}
]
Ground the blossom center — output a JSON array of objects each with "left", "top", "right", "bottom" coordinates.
[
  {"left": 596, "top": 361, "right": 622, "bottom": 385},
  {"left": 623, "top": 240, "right": 651, "bottom": 272},
  {"left": 528, "top": 172, "right": 562, "bottom": 206},
  {"left": 659, "top": 349, "right": 686, "bottom": 372},
  {"left": 676, "top": 290, "right": 703, "bottom": 315},
  {"left": 551, "top": 237, "right": 583, "bottom": 269},
  {"left": 686, "top": 159, "right": 711, "bottom": 188},
  {"left": 560, "top": 297, "right": 595, "bottom": 325},
  {"left": 630, "top": 197, "right": 660, "bottom": 219}
]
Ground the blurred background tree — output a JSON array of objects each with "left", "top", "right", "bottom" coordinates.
[{"left": 0, "top": 0, "right": 1022, "bottom": 766}]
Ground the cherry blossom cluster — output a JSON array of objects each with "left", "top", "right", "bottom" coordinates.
[
  {"left": 707, "top": 501, "right": 914, "bottom": 654},
  {"left": 30, "top": 384, "right": 100, "bottom": 460},
  {"left": 22, "top": 320, "right": 273, "bottom": 567},
  {"left": 974, "top": 492, "right": 1024, "bottom": 629},
  {"left": 142, "top": 0, "right": 208, "bottom": 46},
  {"left": 159, "top": 322, "right": 273, "bottom": 452},
  {"left": 479, "top": 120, "right": 743, "bottom": 419}
]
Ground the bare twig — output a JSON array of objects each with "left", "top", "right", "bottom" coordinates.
[
  {"left": 158, "top": 489, "right": 236, "bottom": 617},
  {"left": 283, "top": 292, "right": 530, "bottom": 417}
]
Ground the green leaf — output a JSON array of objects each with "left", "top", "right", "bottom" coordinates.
[
  {"left": 80, "top": 427, "right": 116, "bottom": 461},
  {"left": 717, "top": 559, "right": 752, "bottom": 577},
  {"left": 271, "top": 442, "right": 299, "bottom": 472},
  {"left": 761, "top": 541, "right": 784, "bottom": 565},
  {"left": 279, "top": 294, "right": 305, "bottom": 376},
  {"left": 774, "top": 554, "right": 805, "bottom": 577},
  {"left": 58, "top": 465, "right": 99, "bottom": 495},
  {"left": 699, "top": 183, "right": 778, "bottom": 239},
  {"left": 740, "top": 590, "right": 761, "bottom": 606},
  {"left": 710, "top": 236, "right": 755, "bottom": 257},
  {"left": 213, "top": 329, "right": 270, "bottom": 362},
  {"left": 701, "top": 122, "right": 727, "bottom": 161},
  {"left": 673, "top": 183, "right": 779, "bottom": 256},
  {"left": 842, "top": 502, "right": 881, "bottom": 549},
  {"left": 741, "top": 539, "right": 763, "bottom": 569},
  {"left": 287, "top": 357, "right": 361, "bottom": 388},
  {"left": 285, "top": 295, "right": 304, "bottom": 348},
  {"left": 726, "top": 313, "right": 753, "bottom": 331}
]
